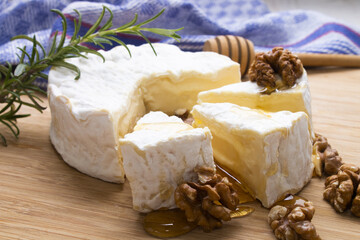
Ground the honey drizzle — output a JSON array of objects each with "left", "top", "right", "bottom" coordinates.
[{"left": 215, "top": 164, "right": 255, "bottom": 204}]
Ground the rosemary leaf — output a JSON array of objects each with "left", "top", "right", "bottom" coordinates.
[{"left": 14, "top": 64, "right": 28, "bottom": 77}]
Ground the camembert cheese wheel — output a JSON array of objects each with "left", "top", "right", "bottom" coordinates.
[{"left": 48, "top": 43, "right": 239, "bottom": 183}]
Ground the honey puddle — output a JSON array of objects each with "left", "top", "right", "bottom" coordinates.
[
  {"left": 143, "top": 208, "right": 196, "bottom": 238},
  {"left": 275, "top": 195, "right": 308, "bottom": 208},
  {"left": 230, "top": 206, "right": 255, "bottom": 218},
  {"left": 143, "top": 165, "right": 255, "bottom": 238}
]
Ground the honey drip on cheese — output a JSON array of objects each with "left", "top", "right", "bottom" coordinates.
[
  {"left": 143, "top": 208, "right": 196, "bottom": 238},
  {"left": 216, "top": 164, "right": 255, "bottom": 204},
  {"left": 275, "top": 195, "right": 308, "bottom": 208}
]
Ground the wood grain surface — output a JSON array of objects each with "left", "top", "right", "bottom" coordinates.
[{"left": 1, "top": 68, "right": 360, "bottom": 240}]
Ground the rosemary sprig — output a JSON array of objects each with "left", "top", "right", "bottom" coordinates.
[{"left": 0, "top": 6, "right": 182, "bottom": 146}]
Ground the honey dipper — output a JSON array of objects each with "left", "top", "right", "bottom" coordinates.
[{"left": 203, "top": 35, "right": 360, "bottom": 76}]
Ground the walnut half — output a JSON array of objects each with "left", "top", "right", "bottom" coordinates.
[
  {"left": 324, "top": 164, "right": 360, "bottom": 215},
  {"left": 351, "top": 183, "right": 360, "bottom": 217},
  {"left": 248, "top": 47, "right": 303, "bottom": 94},
  {"left": 174, "top": 167, "right": 239, "bottom": 232},
  {"left": 313, "top": 133, "right": 343, "bottom": 177},
  {"left": 268, "top": 200, "right": 321, "bottom": 240}
]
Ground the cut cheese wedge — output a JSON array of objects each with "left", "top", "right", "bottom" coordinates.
[
  {"left": 191, "top": 103, "right": 313, "bottom": 208},
  {"left": 48, "top": 43, "right": 239, "bottom": 183},
  {"left": 120, "top": 112, "right": 215, "bottom": 212},
  {"left": 198, "top": 71, "right": 313, "bottom": 138}
]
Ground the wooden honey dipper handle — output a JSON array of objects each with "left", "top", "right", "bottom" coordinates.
[
  {"left": 295, "top": 53, "right": 360, "bottom": 67},
  {"left": 203, "top": 35, "right": 255, "bottom": 76},
  {"left": 203, "top": 35, "right": 360, "bottom": 76}
]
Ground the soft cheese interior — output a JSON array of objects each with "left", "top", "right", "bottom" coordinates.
[
  {"left": 191, "top": 103, "right": 313, "bottom": 208},
  {"left": 198, "top": 71, "right": 314, "bottom": 138},
  {"left": 120, "top": 112, "right": 215, "bottom": 212},
  {"left": 48, "top": 44, "right": 239, "bottom": 183}
]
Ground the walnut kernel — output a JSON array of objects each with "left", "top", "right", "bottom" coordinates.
[
  {"left": 351, "top": 183, "right": 360, "bottom": 217},
  {"left": 174, "top": 167, "right": 239, "bottom": 232},
  {"left": 268, "top": 200, "right": 321, "bottom": 240},
  {"left": 313, "top": 133, "right": 343, "bottom": 177},
  {"left": 324, "top": 164, "right": 360, "bottom": 213},
  {"left": 248, "top": 47, "right": 303, "bottom": 93}
]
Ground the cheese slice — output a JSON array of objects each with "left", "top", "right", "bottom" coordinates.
[
  {"left": 191, "top": 103, "right": 313, "bottom": 208},
  {"left": 198, "top": 70, "right": 314, "bottom": 138},
  {"left": 48, "top": 43, "right": 239, "bottom": 183},
  {"left": 119, "top": 112, "right": 215, "bottom": 212}
]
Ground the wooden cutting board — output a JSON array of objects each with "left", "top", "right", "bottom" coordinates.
[{"left": 1, "top": 68, "right": 359, "bottom": 240}]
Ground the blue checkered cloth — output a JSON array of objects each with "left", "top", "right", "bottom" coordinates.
[{"left": 1, "top": 0, "right": 360, "bottom": 89}]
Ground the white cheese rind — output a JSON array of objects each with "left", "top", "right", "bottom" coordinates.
[
  {"left": 191, "top": 103, "right": 313, "bottom": 208},
  {"left": 48, "top": 44, "right": 239, "bottom": 182},
  {"left": 48, "top": 87, "right": 125, "bottom": 182},
  {"left": 120, "top": 112, "right": 215, "bottom": 212}
]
